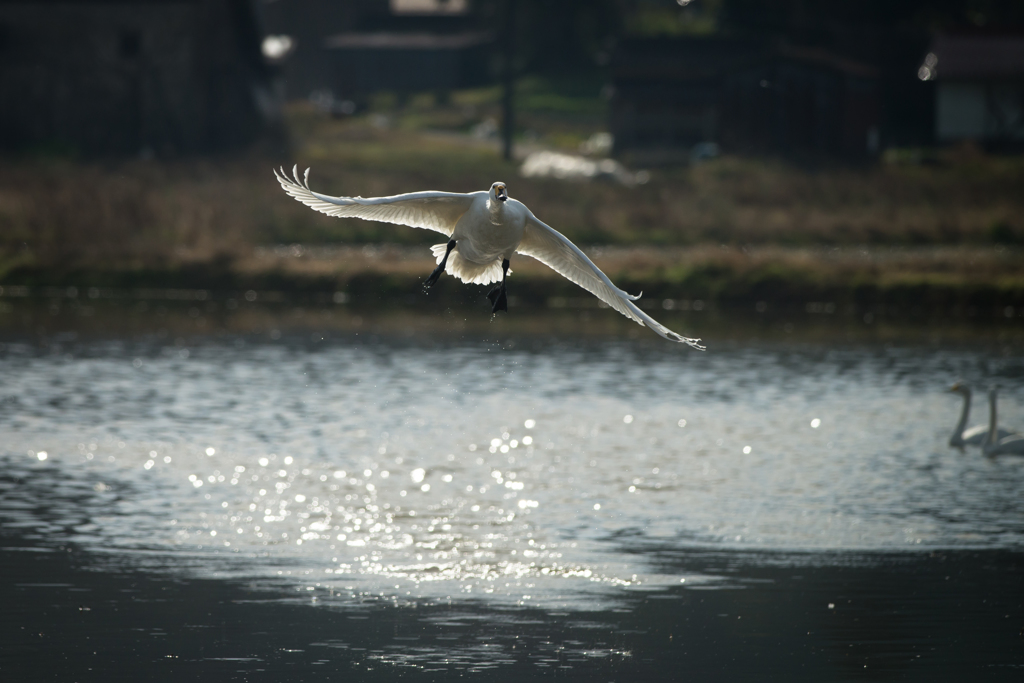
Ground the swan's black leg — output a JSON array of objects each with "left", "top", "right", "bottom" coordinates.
[
  {"left": 424, "top": 239, "right": 456, "bottom": 288},
  {"left": 488, "top": 258, "right": 510, "bottom": 313}
]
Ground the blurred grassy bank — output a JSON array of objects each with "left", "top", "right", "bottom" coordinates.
[{"left": 2, "top": 94, "right": 1024, "bottom": 316}]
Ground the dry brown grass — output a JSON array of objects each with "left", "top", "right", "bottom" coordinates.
[
  {"left": 2, "top": 103, "right": 1024, "bottom": 292},
  {"left": 0, "top": 156, "right": 271, "bottom": 272}
]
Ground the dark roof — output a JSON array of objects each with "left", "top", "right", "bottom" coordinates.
[
  {"left": 776, "top": 44, "right": 877, "bottom": 79},
  {"left": 931, "top": 35, "right": 1024, "bottom": 79},
  {"left": 389, "top": 0, "right": 469, "bottom": 16},
  {"left": 612, "top": 37, "right": 876, "bottom": 84},
  {"left": 325, "top": 31, "right": 491, "bottom": 51}
]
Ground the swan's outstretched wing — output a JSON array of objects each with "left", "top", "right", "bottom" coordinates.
[
  {"left": 517, "top": 214, "right": 705, "bottom": 350},
  {"left": 275, "top": 166, "right": 474, "bottom": 237}
]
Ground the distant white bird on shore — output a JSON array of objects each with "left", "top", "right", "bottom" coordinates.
[
  {"left": 983, "top": 387, "right": 1024, "bottom": 456},
  {"left": 275, "top": 167, "right": 704, "bottom": 349},
  {"left": 949, "top": 382, "right": 1015, "bottom": 448}
]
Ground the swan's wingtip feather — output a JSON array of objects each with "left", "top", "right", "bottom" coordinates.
[
  {"left": 666, "top": 329, "right": 705, "bottom": 350},
  {"left": 274, "top": 166, "right": 299, "bottom": 192},
  {"left": 681, "top": 336, "right": 706, "bottom": 351}
]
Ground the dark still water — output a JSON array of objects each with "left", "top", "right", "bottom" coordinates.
[{"left": 2, "top": 309, "right": 1023, "bottom": 680}]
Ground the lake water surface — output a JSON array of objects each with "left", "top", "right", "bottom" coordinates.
[{"left": 2, "top": 308, "right": 1023, "bottom": 679}]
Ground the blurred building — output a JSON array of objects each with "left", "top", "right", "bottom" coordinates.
[
  {"left": 924, "top": 35, "right": 1024, "bottom": 147},
  {"left": 324, "top": 31, "right": 491, "bottom": 100},
  {"left": 609, "top": 37, "right": 759, "bottom": 163},
  {"left": 259, "top": 0, "right": 364, "bottom": 100},
  {"left": 610, "top": 37, "right": 880, "bottom": 163},
  {"left": 0, "top": 0, "right": 278, "bottom": 157},
  {"left": 262, "top": 0, "right": 492, "bottom": 105},
  {"left": 720, "top": 44, "right": 880, "bottom": 160}
]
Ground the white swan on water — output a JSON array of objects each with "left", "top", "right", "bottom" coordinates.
[
  {"left": 275, "top": 167, "right": 704, "bottom": 349},
  {"left": 949, "top": 382, "right": 1015, "bottom": 448},
  {"left": 982, "top": 387, "right": 1024, "bottom": 456}
]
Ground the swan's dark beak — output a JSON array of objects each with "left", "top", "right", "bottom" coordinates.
[{"left": 495, "top": 185, "right": 507, "bottom": 202}]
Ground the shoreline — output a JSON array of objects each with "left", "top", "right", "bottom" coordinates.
[
  {"left": 3, "top": 243, "right": 1023, "bottom": 323},
  {"left": 1, "top": 292, "right": 1022, "bottom": 352}
]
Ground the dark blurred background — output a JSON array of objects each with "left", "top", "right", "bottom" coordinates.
[
  {"left": 4, "top": 0, "right": 1024, "bottom": 157},
  {"left": 1, "top": 0, "right": 1023, "bottom": 325}
]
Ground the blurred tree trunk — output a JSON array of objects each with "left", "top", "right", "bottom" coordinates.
[{"left": 502, "top": 0, "right": 516, "bottom": 161}]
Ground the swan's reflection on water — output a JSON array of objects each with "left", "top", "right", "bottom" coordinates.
[{"left": 1, "top": 326, "right": 1023, "bottom": 677}]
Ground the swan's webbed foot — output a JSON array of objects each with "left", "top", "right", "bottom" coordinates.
[
  {"left": 486, "top": 284, "right": 500, "bottom": 305},
  {"left": 423, "top": 263, "right": 445, "bottom": 289},
  {"left": 487, "top": 284, "right": 508, "bottom": 313},
  {"left": 423, "top": 239, "right": 456, "bottom": 291},
  {"left": 487, "top": 258, "right": 510, "bottom": 314}
]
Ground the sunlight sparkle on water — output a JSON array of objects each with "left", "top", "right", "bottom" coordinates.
[{"left": 2, "top": 338, "right": 1023, "bottom": 611}]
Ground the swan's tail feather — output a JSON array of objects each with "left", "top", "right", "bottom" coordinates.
[{"left": 430, "top": 244, "right": 509, "bottom": 286}]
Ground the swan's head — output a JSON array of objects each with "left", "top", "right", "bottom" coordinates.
[
  {"left": 490, "top": 182, "right": 508, "bottom": 203},
  {"left": 950, "top": 381, "right": 972, "bottom": 396}
]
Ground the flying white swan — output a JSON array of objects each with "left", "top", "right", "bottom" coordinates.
[
  {"left": 948, "top": 382, "right": 1014, "bottom": 448},
  {"left": 274, "top": 167, "right": 705, "bottom": 349},
  {"left": 982, "top": 387, "right": 1024, "bottom": 456}
]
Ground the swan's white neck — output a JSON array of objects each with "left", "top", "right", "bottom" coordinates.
[
  {"left": 985, "top": 389, "right": 999, "bottom": 450},
  {"left": 952, "top": 389, "right": 971, "bottom": 444},
  {"left": 488, "top": 198, "right": 506, "bottom": 223}
]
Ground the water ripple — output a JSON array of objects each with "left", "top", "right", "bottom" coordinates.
[{"left": 2, "top": 336, "right": 1023, "bottom": 609}]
